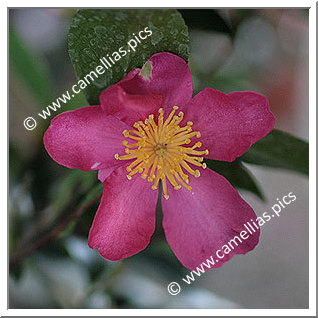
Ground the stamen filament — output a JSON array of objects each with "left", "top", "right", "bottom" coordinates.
[{"left": 115, "top": 106, "right": 208, "bottom": 198}]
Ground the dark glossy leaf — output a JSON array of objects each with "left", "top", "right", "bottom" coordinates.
[
  {"left": 68, "top": 9, "right": 190, "bottom": 104},
  {"left": 205, "top": 159, "right": 265, "bottom": 200},
  {"left": 9, "top": 27, "right": 54, "bottom": 105},
  {"left": 240, "top": 129, "right": 309, "bottom": 175},
  {"left": 178, "top": 9, "right": 233, "bottom": 36}
]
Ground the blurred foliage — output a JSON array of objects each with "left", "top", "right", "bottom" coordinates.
[
  {"left": 241, "top": 129, "right": 309, "bottom": 175},
  {"left": 9, "top": 27, "right": 54, "bottom": 107},
  {"left": 9, "top": 8, "right": 309, "bottom": 309},
  {"left": 179, "top": 9, "right": 233, "bottom": 36},
  {"left": 205, "top": 159, "right": 265, "bottom": 200}
]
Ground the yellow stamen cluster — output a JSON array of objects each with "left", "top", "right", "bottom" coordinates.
[{"left": 114, "top": 106, "right": 208, "bottom": 200}]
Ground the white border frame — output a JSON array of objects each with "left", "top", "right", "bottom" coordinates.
[{"left": 4, "top": 1, "right": 316, "bottom": 316}]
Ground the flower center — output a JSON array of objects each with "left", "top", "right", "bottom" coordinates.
[
  {"left": 114, "top": 106, "right": 208, "bottom": 200},
  {"left": 155, "top": 143, "right": 167, "bottom": 156}
]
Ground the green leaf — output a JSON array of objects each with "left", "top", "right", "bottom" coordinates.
[
  {"left": 51, "top": 169, "right": 97, "bottom": 211},
  {"left": 68, "top": 9, "right": 190, "bottom": 104},
  {"left": 205, "top": 159, "right": 265, "bottom": 200},
  {"left": 240, "top": 129, "right": 309, "bottom": 175},
  {"left": 9, "top": 27, "right": 54, "bottom": 105}
]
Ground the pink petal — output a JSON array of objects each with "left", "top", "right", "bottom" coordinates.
[
  {"left": 98, "top": 167, "right": 118, "bottom": 183},
  {"left": 100, "top": 85, "right": 163, "bottom": 127},
  {"left": 162, "top": 168, "right": 260, "bottom": 270},
  {"left": 100, "top": 52, "right": 193, "bottom": 126},
  {"left": 44, "top": 106, "right": 130, "bottom": 172},
  {"left": 182, "top": 88, "right": 275, "bottom": 162},
  {"left": 88, "top": 165, "right": 158, "bottom": 261}
]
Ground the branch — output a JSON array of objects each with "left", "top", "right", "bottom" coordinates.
[{"left": 10, "top": 193, "right": 101, "bottom": 267}]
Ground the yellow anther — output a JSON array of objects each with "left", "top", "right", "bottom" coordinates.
[
  {"left": 115, "top": 106, "right": 209, "bottom": 198},
  {"left": 194, "top": 170, "right": 200, "bottom": 177}
]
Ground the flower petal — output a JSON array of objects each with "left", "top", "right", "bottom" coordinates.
[
  {"left": 161, "top": 168, "right": 260, "bottom": 270},
  {"left": 98, "top": 167, "right": 118, "bottom": 183},
  {"left": 100, "top": 85, "right": 163, "bottom": 126},
  {"left": 88, "top": 166, "right": 158, "bottom": 261},
  {"left": 44, "top": 106, "right": 131, "bottom": 171},
  {"left": 183, "top": 88, "right": 275, "bottom": 162},
  {"left": 100, "top": 52, "right": 193, "bottom": 125}
]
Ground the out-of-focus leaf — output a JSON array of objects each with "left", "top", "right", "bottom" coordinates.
[
  {"left": 9, "top": 144, "right": 22, "bottom": 183},
  {"left": 78, "top": 182, "right": 102, "bottom": 207},
  {"left": 58, "top": 220, "right": 77, "bottom": 239},
  {"left": 240, "top": 129, "right": 309, "bottom": 175},
  {"left": 179, "top": 9, "right": 233, "bottom": 36},
  {"left": 205, "top": 159, "right": 265, "bottom": 200},
  {"left": 64, "top": 90, "right": 88, "bottom": 110},
  {"left": 55, "top": 178, "right": 102, "bottom": 237},
  {"left": 45, "top": 91, "right": 89, "bottom": 121},
  {"left": 204, "top": 72, "right": 259, "bottom": 94},
  {"left": 51, "top": 169, "right": 97, "bottom": 211},
  {"left": 9, "top": 27, "right": 54, "bottom": 105},
  {"left": 68, "top": 9, "right": 190, "bottom": 104}
]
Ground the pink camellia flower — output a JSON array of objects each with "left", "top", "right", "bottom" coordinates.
[{"left": 44, "top": 52, "right": 275, "bottom": 270}]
